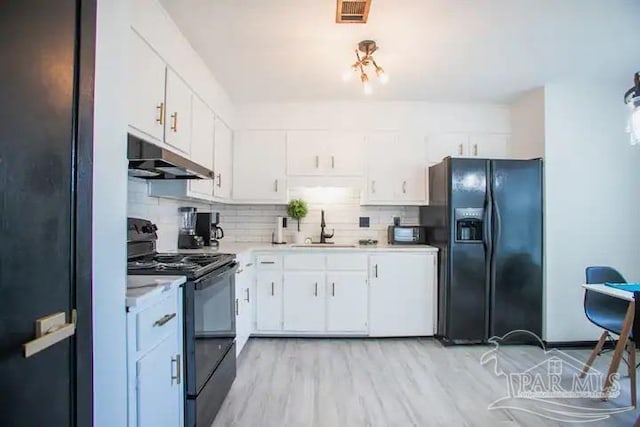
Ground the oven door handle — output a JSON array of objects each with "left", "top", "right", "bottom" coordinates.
[{"left": 194, "top": 262, "right": 238, "bottom": 290}]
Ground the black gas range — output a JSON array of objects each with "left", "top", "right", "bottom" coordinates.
[{"left": 127, "top": 218, "right": 237, "bottom": 427}]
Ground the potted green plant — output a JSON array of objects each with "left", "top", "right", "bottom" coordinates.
[{"left": 287, "top": 199, "right": 308, "bottom": 244}]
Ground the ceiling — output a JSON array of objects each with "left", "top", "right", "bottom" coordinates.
[{"left": 160, "top": 0, "right": 640, "bottom": 104}]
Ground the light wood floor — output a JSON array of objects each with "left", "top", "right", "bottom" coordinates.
[{"left": 213, "top": 338, "right": 638, "bottom": 427}]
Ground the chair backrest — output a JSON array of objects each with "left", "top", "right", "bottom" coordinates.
[
  {"left": 584, "top": 266, "right": 628, "bottom": 336},
  {"left": 585, "top": 266, "right": 626, "bottom": 285}
]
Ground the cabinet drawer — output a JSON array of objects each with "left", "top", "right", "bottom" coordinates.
[
  {"left": 256, "top": 254, "right": 282, "bottom": 269},
  {"left": 326, "top": 253, "right": 368, "bottom": 271},
  {"left": 283, "top": 254, "right": 325, "bottom": 270},
  {"left": 137, "top": 290, "right": 179, "bottom": 353}
]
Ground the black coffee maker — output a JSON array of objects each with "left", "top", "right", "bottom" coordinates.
[
  {"left": 196, "top": 212, "right": 224, "bottom": 247},
  {"left": 178, "top": 207, "right": 205, "bottom": 249}
]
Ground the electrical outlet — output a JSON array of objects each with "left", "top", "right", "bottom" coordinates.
[{"left": 359, "top": 217, "right": 370, "bottom": 228}]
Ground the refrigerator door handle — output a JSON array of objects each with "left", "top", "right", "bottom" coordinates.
[
  {"left": 488, "top": 164, "right": 501, "bottom": 337},
  {"left": 484, "top": 167, "right": 493, "bottom": 340}
]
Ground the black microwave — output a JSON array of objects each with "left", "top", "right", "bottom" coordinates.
[{"left": 387, "top": 225, "right": 428, "bottom": 245}]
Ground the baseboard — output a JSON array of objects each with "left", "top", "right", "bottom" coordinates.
[{"left": 544, "top": 340, "right": 617, "bottom": 350}]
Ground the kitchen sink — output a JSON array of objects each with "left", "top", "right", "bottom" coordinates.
[{"left": 290, "top": 243, "right": 358, "bottom": 248}]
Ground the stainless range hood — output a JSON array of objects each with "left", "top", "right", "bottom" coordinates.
[{"left": 127, "top": 134, "right": 214, "bottom": 179}]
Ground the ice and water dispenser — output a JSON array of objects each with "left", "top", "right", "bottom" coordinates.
[{"left": 454, "top": 208, "right": 484, "bottom": 242}]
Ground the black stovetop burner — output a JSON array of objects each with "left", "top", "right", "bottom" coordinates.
[
  {"left": 127, "top": 218, "right": 235, "bottom": 280},
  {"left": 127, "top": 252, "right": 235, "bottom": 279}
]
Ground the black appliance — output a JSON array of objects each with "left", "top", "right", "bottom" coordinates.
[
  {"left": 420, "top": 157, "right": 543, "bottom": 344},
  {"left": 178, "top": 207, "right": 205, "bottom": 249},
  {"left": 127, "top": 218, "right": 237, "bottom": 427},
  {"left": 196, "top": 212, "right": 224, "bottom": 247},
  {"left": 128, "top": 134, "right": 215, "bottom": 179},
  {"left": 387, "top": 225, "right": 428, "bottom": 245}
]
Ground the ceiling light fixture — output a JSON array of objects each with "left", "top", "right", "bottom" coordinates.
[
  {"left": 342, "top": 40, "right": 388, "bottom": 95},
  {"left": 624, "top": 72, "right": 640, "bottom": 146}
]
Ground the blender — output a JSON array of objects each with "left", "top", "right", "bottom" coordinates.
[{"left": 178, "top": 207, "right": 204, "bottom": 249}]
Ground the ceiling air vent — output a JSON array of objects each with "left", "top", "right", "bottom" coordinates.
[{"left": 336, "top": 0, "right": 372, "bottom": 24}]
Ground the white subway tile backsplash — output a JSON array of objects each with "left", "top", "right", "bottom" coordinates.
[{"left": 128, "top": 178, "right": 419, "bottom": 249}]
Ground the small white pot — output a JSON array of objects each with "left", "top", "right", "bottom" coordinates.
[{"left": 294, "top": 231, "right": 305, "bottom": 244}]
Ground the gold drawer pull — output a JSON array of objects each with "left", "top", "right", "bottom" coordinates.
[
  {"left": 156, "top": 102, "right": 164, "bottom": 124},
  {"left": 170, "top": 112, "right": 178, "bottom": 132},
  {"left": 154, "top": 313, "right": 176, "bottom": 327},
  {"left": 23, "top": 311, "right": 76, "bottom": 358}
]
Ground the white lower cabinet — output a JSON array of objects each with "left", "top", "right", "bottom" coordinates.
[
  {"left": 283, "top": 271, "right": 326, "bottom": 331},
  {"left": 127, "top": 283, "right": 183, "bottom": 427},
  {"left": 251, "top": 250, "right": 437, "bottom": 337},
  {"left": 326, "top": 272, "right": 368, "bottom": 332},
  {"left": 369, "top": 253, "right": 436, "bottom": 337},
  {"left": 256, "top": 270, "right": 283, "bottom": 331}
]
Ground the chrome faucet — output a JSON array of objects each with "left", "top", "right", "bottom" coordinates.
[{"left": 319, "top": 210, "right": 334, "bottom": 243}]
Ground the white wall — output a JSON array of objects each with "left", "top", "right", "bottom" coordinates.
[
  {"left": 236, "top": 101, "right": 510, "bottom": 135},
  {"left": 510, "top": 88, "right": 545, "bottom": 159},
  {"left": 131, "top": 0, "right": 235, "bottom": 126},
  {"left": 93, "top": 0, "right": 129, "bottom": 425},
  {"left": 543, "top": 82, "right": 640, "bottom": 342}
]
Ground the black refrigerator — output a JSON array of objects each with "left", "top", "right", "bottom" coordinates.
[{"left": 420, "top": 157, "right": 543, "bottom": 344}]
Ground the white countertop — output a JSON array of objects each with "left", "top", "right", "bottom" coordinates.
[
  {"left": 126, "top": 275, "right": 186, "bottom": 308},
  {"left": 176, "top": 241, "right": 439, "bottom": 255},
  {"left": 581, "top": 283, "right": 635, "bottom": 302}
]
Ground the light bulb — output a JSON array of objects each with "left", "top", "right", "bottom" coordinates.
[
  {"left": 629, "top": 102, "right": 640, "bottom": 145},
  {"left": 376, "top": 67, "right": 389, "bottom": 85},
  {"left": 363, "top": 81, "right": 373, "bottom": 95}
]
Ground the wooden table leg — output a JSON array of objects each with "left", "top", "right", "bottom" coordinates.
[
  {"left": 603, "top": 300, "right": 635, "bottom": 399},
  {"left": 629, "top": 339, "right": 637, "bottom": 408},
  {"left": 580, "top": 331, "right": 608, "bottom": 378}
]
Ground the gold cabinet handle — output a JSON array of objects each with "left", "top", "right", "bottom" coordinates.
[
  {"left": 402, "top": 180, "right": 407, "bottom": 194},
  {"left": 156, "top": 102, "right": 164, "bottom": 124},
  {"left": 458, "top": 144, "right": 463, "bottom": 156},
  {"left": 170, "top": 112, "right": 178, "bottom": 132},
  {"left": 23, "top": 311, "right": 76, "bottom": 358},
  {"left": 171, "top": 354, "right": 181, "bottom": 384},
  {"left": 153, "top": 313, "right": 176, "bottom": 327},
  {"left": 371, "top": 180, "right": 376, "bottom": 194},
  {"left": 331, "top": 155, "right": 335, "bottom": 169},
  {"left": 274, "top": 179, "right": 278, "bottom": 192},
  {"left": 315, "top": 155, "right": 320, "bottom": 169},
  {"left": 216, "top": 173, "right": 222, "bottom": 188},
  {"left": 473, "top": 143, "right": 478, "bottom": 156}
]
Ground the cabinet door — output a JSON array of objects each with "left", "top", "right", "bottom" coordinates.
[
  {"left": 129, "top": 30, "right": 166, "bottom": 143},
  {"left": 428, "top": 133, "right": 469, "bottom": 163},
  {"left": 326, "top": 131, "right": 364, "bottom": 176},
  {"left": 136, "top": 335, "right": 181, "bottom": 427},
  {"left": 364, "top": 131, "right": 399, "bottom": 202},
  {"left": 233, "top": 131, "right": 286, "bottom": 202},
  {"left": 214, "top": 118, "right": 233, "bottom": 199},
  {"left": 164, "top": 69, "right": 192, "bottom": 155},
  {"left": 188, "top": 96, "right": 215, "bottom": 199},
  {"left": 469, "top": 134, "right": 508, "bottom": 159},
  {"left": 234, "top": 274, "right": 247, "bottom": 355},
  {"left": 326, "top": 272, "right": 368, "bottom": 332},
  {"left": 283, "top": 272, "right": 325, "bottom": 331},
  {"left": 369, "top": 253, "right": 435, "bottom": 336},
  {"left": 396, "top": 132, "right": 427, "bottom": 203},
  {"left": 286, "top": 130, "right": 328, "bottom": 176},
  {"left": 256, "top": 271, "right": 282, "bottom": 331}
]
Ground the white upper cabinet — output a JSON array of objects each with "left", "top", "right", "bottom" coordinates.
[
  {"left": 129, "top": 29, "right": 166, "bottom": 143},
  {"left": 469, "top": 134, "right": 508, "bottom": 159},
  {"left": 428, "top": 133, "right": 508, "bottom": 163},
  {"left": 325, "top": 131, "right": 364, "bottom": 176},
  {"left": 286, "top": 130, "right": 364, "bottom": 177},
  {"left": 286, "top": 130, "right": 328, "bottom": 176},
  {"left": 188, "top": 96, "right": 215, "bottom": 199},
  {"left": 233, "top": 131, "right": 287, "bottom": 203},
  {"left": 164, "top": 69, "right": 192, "bottom": 155},
  {"left": 364, "top": 131, "right": 427, "bottom": 205},
  {"left": 214, "top": 118, "right": 233, "bottom": 200}
]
